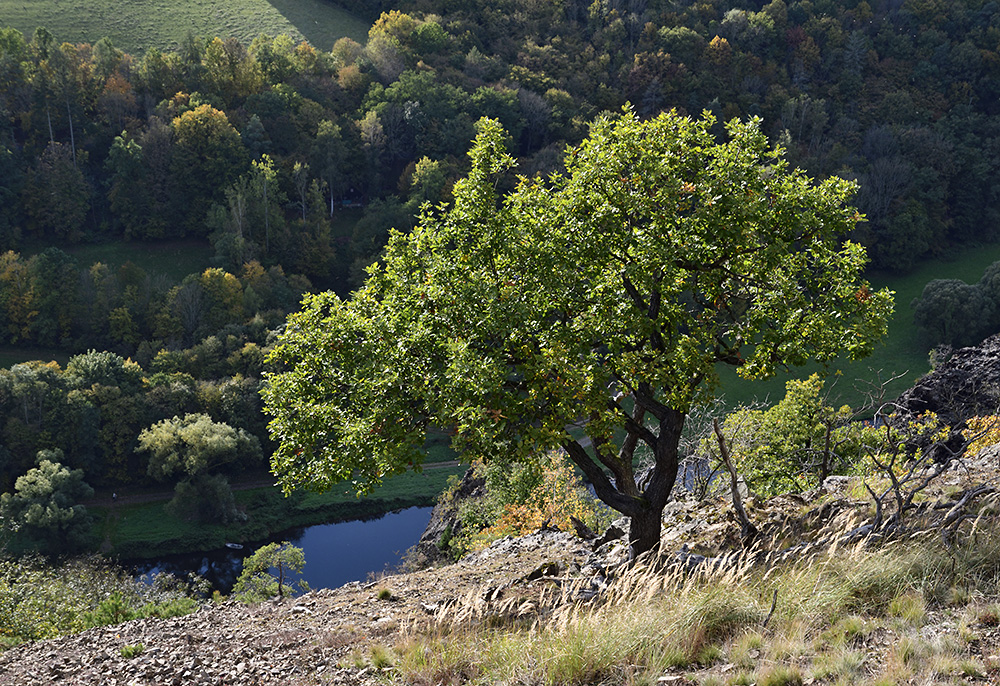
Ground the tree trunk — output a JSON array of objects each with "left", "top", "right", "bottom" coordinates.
[
  {"left": 66, "top": 99, "right": 76, "bottom": 167},
  {"left": 713, "top": 417, "right": 758, "bottom": 542},
  {"left": 564, "top": 404, "right": 685, "bottom": 562},
  {"left": 627, "top": 406, "right": 685, "bottom": 559},
  {"left": 628, "top": 506, "right": 662, "bottom": 561},
  {"left": 263, "top": 180, "right": 269, "bottom": 255}
]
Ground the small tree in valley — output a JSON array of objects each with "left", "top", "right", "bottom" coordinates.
[{"left": 232, "top": 541, "right": 307, "bottom": 601}]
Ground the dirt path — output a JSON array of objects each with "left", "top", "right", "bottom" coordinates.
[{"left": 84, "top": 478, "right": 278, "bottom": 508}]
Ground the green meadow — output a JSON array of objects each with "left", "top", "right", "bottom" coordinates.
[
  {"left": 93, "top": 464, "right": 467, "bottom": 559},
  {"left": 0, "top": 0, "right": 369, "bottom": 54},
  {"left": 718, "top": 242, "right": 1000, "bottom": 412},
  {"left": 0, "top": 345, "right": 69, "bottom": 369},
  {"left": 63, "top": 239, "right": 214, "bottom": 282}
]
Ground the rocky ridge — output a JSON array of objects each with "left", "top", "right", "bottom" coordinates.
[
  {"left": 3, "top": 447, "right": 999, "bottom": 685},
  {"left": 898, "top": 334, "right": 1000, "bottom": 421}
]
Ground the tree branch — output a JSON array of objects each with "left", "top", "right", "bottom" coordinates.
[
  {"left": 562, "top": 438, "right": 638, "bottom": 515},
  {"left": 621, "top": 274, "right": 648, "bottom": 313},
  {"left": 713, "top": 417, "right": 758, "bottom": 541}
]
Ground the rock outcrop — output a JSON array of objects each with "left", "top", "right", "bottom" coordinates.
[
  {"left": 897, "top": 334, "right": 1000, "bottom": 421},
  {"left": 409, "top": 466, "right": 485, "bottom": 567}
]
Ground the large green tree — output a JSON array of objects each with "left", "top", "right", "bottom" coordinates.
[
  {"left": 262, "top": 110, "right": 893, "bottom": 558},
  {"left": 0, "top": 449, "right": 94, "bottom": 552},
  {"left": 138, "top": 412, "right": 260, "bottom": 481},
  {"left": 137, "top": 412, "right": 261, "bottom": 522}
]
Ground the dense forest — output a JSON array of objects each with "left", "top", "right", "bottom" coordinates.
[
  {"left": 1, "top": 0, "right": 999, "bottom": 548},
  {"left": 2, "top": 0, "right": 1000, "bottom": 281}
]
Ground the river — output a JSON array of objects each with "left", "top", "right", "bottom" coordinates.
[{"left": 130, "top": 506, "right": 434, "bottom": 593}]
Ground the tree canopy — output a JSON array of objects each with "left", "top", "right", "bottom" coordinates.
[
  {"left": 263, "top": 108, "right": 893, "bottom": 558},
  {"left": 138, "top": 412, "right": 261, "bottom": 481},
  {"left": 0, "top": 449, "right": 94, "bottom": 552}
]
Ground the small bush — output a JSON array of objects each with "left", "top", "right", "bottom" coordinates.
[
  {"left": 960, "top": 659, "right": 985, "bottom": 677},
  {"left": 888, "top": 591, "right": 926, "bottom": 625},
  {"left": 810, "top": 648, "right": 865, "bottom": 681},
  {"left": 978, "top": 604, "right": 1000, "bottom": 627},
  {"left": 83, "top": 592, "right": 141, "bottom": 628},
  {"left": 450, "top": 453, "right": 613, "bottom": 555},
  {"left": 819, "top": 615, "right": 869, "bottom": 648},
  {"left": 119, "top": 643, "right": 144, "bottom": 658},
  {"left": 370, "top": 643, "right": 394, "bottom": 668},
  {"left": 0, "top": 556, "right": 200, "bottom": 646},
  {"left": 141, "top": 597, "right": 198, "bottom": 619}
]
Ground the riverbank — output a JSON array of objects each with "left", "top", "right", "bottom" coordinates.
[{"left": 88, "top": 465, "right": 467, "bottom": 560}]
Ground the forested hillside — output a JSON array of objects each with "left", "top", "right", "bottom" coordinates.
[
  {"left": 0, "top": 0, "right": 999, "bottom": 552},
  {"left": 2, "top": 0, "right": 999, "bottom": 284}
]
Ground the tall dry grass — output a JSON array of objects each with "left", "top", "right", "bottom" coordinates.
[{"left": 390, "top": 521, "right": 1000, "bottom": 685}]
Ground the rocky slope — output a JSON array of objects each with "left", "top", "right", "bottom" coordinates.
[
  {"left": 2, "top": 446, "right": 998, "bottom": 685},
  {"left": 0, "top": 529, "right": 602, "bottom": 686}
]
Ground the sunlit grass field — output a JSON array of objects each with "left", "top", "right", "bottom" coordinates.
[
  {"left": 718, "top": 242, "right": 1000, "bottom": 412},
  {"left": 390, "top": 525, "right": 1000, "bottom": 685},
  {"left": 0, "top": 0, "right": 369, "bottom": 54}
]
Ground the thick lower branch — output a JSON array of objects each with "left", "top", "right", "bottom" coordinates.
[{"left": 562, "top": 438, "right": 639, "bottom": 516}]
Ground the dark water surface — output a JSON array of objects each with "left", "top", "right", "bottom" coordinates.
[{"left": 129, "top": 506, "right": 434, "bottom": 593}]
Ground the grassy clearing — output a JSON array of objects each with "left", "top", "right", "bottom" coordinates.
[
  {"left": 719, "top": 241, "right": 1000, "bottom": 411},
  {"left": 63, "top": 239, "right": 214, "bottom": 283},
  {"left": 330, "top": 206, "right": 366, "bottom": 242},
  {"left": 387, "top": 527, "right": 1000, "bottom": 685},
  {"left": 0, "top": 0, "right": 369, "bottom": 54},
  {"left": 96, "top": 464, "right": 466, "bottom": 558},
  {"left": 0, "top": 240, "right": 212, "bottom": 368},
  {"left": 0, "top": 345, "right": 69, "bottom": 368}
]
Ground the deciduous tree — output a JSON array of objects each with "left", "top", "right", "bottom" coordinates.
[
  {"left": 264, "top": 110, "right": 894, "bottom": 559},
  {"left": 232, "top": 541, "right": 307, "bottom": 601},
  {"left": 170, "top": 104, "right": 247, "bottom": 235},
  {"left": 0, "top": 449, "right": 94, "bottom": 552},
  {"left": 138, "top": 412, "right": 261, "bottom": 522},
  {"left": 138, "top": 412, "right": 260, "bottom": 481}
]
